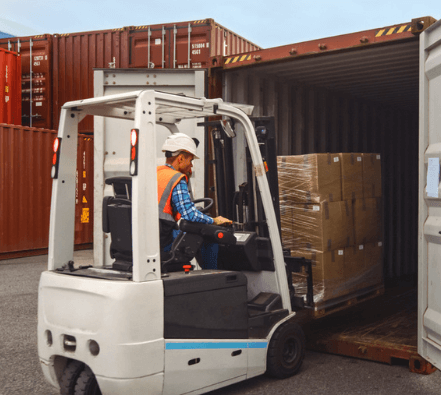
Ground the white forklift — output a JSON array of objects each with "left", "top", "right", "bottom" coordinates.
[{"left": 38, "top": 90, "right": 311, "bottom": 395}]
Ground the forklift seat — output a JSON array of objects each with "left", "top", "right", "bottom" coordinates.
[
  {"left": 102, "top": 177, "right": 224, "bottom": 272},
  {"left": 103, "top": 177, "right": 133, "bottom": 271}
]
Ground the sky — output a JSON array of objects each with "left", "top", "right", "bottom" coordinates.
[{"left": 1, "top": 0, "right": 440, "bottom": 48}]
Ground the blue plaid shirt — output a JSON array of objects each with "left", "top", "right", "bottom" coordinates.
[{"left": 166, "top": 164, "right": 214, "bottom": 224}]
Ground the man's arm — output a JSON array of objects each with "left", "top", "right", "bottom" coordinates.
[
  {"left": 171, "top": 180, "right": 232, "bottom": 226},
  {"left": 171, "top": 180, "right": 214, "bottom": 224}
]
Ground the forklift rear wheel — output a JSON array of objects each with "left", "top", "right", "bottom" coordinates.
[
  {"left": 266, "top": 320, "right": 305, "bottom": 378},
  {"left": 60, "top": 360, "right": 85, "bottom": 395},
  {"left": 74, "top": 366, "right": 102, "bottom": 395}
]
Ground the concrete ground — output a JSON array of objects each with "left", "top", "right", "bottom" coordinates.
[{"left": 1, "top": 251, "right": 441, "bottom": 395}]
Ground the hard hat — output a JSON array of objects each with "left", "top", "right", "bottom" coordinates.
[{"left": 162, "top": 133, "right": 200, "bottom": 159}]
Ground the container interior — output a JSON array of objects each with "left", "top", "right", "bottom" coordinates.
[{"left": 223, "top": 37, "right": 420, "bottom": 280}]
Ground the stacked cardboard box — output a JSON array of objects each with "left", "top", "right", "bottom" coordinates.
[{"left": 277, "top": 152, "right": 383, "bottom": 306}]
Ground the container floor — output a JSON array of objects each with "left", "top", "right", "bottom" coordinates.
[{"left": 298, "top": 283, "right": 436, "bottom": 374}]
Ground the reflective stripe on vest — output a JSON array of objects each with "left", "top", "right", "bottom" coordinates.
[{"left": 157, "top": 166, "right": 187, "bottom": 222}]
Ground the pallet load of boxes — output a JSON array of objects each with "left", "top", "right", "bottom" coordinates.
[{"left": 278, "top": 152, "right": 383, "bottom": 317}]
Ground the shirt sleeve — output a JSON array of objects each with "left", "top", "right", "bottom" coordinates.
[{"left": 171, "top": 179, "right": 214, "bottom": 224}]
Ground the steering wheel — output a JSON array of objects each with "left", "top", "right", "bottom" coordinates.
[{"left": 193, "top": 197, "right": 214, "bottom": 213}]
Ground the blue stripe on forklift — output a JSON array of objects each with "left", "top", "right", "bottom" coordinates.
[{"left": 165, "top": 342, "right": 268, "bottom": 350}]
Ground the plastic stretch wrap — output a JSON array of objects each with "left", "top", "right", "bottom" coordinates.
[
  {"left": 278, "top": 152, "right": 383, "bottom": 306},
  {"left": 277, "top": 154, "right": 342, "bottom": 204},
  {"left": 291, "top": 242, "right": 383, "bottom": 305},
  {"left": 281, "top": 200, "right": 354, "bottom": 253}
]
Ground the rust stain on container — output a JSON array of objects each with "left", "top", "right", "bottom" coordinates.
[
  {"left": 0, "top": 124, "right": 93, "bottom": 258},
  {"left": 0, "top": 48, "right": 21, "bottom": 125}
]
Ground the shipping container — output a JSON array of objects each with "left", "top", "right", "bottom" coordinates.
[
  {"left": 0, "top": 19, "right": 260, "bottom": 134},
  {"left": 0, "top": 124, "right": 93, "bottom": 259},
  {"left": 219, "top": 16, "right": 440, "bottom": 372},
  {"left": 0, "top": 35, "right": 52, "bottom": 128},
  {"left": 51, "top": 28, "right": 131, "bottom": 134},
  {"left": 128, "top": 18, "right": 261, "bottom": 70},
  {"left": 0, "top": 48, "right": 21, "bottom": 124}
]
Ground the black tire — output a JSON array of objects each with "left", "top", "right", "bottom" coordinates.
[
  {"left": 266, "top": 320, "right": 306, "bottom": 379},
  {"left": 60, "top": 360, "right": 85, "bottom": 395},
  {"left": 74, "top": 366, "right": 102, "bottom": 395}
]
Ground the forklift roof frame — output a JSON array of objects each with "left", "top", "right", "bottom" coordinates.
[{"left": 48, "top": 89, "right": 291, "bottom": 311}]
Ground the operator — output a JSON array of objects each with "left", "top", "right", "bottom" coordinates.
[{"left": 157, "top": 133, "right": 232, "bottom": 252}]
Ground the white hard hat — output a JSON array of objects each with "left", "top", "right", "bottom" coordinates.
[{"left": 162, "top": 133, "right": 199, "bottom": 159}]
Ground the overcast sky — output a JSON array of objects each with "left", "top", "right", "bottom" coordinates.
[{"left": 1, "top": 0, "right": 440, "bottom": 48}]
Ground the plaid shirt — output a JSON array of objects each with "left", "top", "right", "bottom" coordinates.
[{"left": 166, "top": 164, "right": 214, "bottom": 224}]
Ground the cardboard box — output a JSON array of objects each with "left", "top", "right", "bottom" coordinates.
[
  {"left": 339, "top": 153, "right": 363, "bottom": 201},
  {"left": 291, "top": 249, "right": 347, "bottom": 302},
  {"left": 362, "top": 153, "right": 382, "bottom": 198},
  {"left": 277, "top": 153, "right": 341, "bottom": 203},
  {"left": 291, "top": 201, "right": 354, "bottom": 252},
  {"left": 363, "top": 242, "right": 383, "bottom": 288},
  {"left": 353, "top": 198, "right": 382, "bottom": 245},
  {"left": 344, "top": 245, "right": 366, "bottom": 293}
]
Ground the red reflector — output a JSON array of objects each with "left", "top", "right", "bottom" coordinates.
[
  {"left": 52, "top": 153, "right": 57, "bottom": 165},
  {"left": 217, "top": 232, "right": 224, "bottom": 239},
  {"left": 131, "top": 130, "right": 138, "bottom": 146},
  {"left": 131, "top": 146, "right": 136, "bottom": 160},
  {"left": 53, "top": 138, "right": 59, "bottom": 152}
]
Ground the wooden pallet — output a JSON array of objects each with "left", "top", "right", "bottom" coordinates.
[
  {"left": 310, "top": 283, "right": 385, "bottom": 319},
  {"left": 298, "top": 286, "right": 437, "bottom": 375}
]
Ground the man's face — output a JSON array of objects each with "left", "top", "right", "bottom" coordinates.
[{"left": 178, "top": 152, "right": 194, "bottom": 176}]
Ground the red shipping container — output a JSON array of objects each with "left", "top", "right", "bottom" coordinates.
[
  {"left": 0, "top": 35, "right": 52, "bottom": 129},
  {"left": 0, "top": 124, "right": 93, "bottom": 259},
  {"left": 51, "top": 28, "right": 131, "bottom": 133},
  {"left": 128, "top": 18, "right": 261, "bottom": 69},
  {"left": 0, "top": 48, "right": 21, "bottom": 125}
]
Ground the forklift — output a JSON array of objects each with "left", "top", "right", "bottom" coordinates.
[{"left": 38, "top": 90, "right": 312, "bottom": 395}]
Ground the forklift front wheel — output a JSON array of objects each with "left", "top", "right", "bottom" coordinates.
[
  {"left": 266, "top": 320, "right": 305, "bottom": 379},
  {"left": 74, "top": 366, "right": 102, "bottom": 395}
]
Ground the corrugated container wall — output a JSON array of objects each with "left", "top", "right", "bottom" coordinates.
[
  {"left": 51, "top": 28, "right": 130, "bottom": 134},
  {"left": 0, "top": 48, "right": 21, "bottom": 124},
  {"left": 128, "top": 19, "right": 260, "bottom": 70},
  {"left": 0, "top": 124, "right": 93, "bottom": 258},
  {"left": 0, "top": 35, "right": 52, "bottom": 128},
  {"left": 223, "top": 54, "right": 419, "bottom": 279}
]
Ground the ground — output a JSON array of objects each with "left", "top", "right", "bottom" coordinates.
[{"left": 1, "top": 251, "right": 441, "bottom": 395}]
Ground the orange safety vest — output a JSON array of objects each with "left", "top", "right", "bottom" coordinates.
[{"left": 157, "top": 165, "right": 188, "bottom": 223}]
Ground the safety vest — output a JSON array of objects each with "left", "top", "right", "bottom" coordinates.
[{"left": 157, "top": 165, "right": 188, "bottom": 223}]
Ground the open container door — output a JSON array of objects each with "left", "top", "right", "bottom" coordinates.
[{"left": 419, "top": 19, "right": 441, "bottom": 370}]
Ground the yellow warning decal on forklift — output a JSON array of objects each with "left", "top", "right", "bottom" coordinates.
[
  {"left": 81, "top": 208, "right": 89, "bottom": 223},
  {"left": 82, "top": 196, "right": 87, "bottom": 203},
  {"left": 375, "top": 25, "right": 411, "bottom": 37}
]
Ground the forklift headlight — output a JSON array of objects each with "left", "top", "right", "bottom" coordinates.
[{"left": 88, "top": 340, "right": 100, "bottom": 356}]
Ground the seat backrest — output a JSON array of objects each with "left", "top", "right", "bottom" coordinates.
[{"left": 103, "top": 178, "right": 133, "bottom": 265}]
